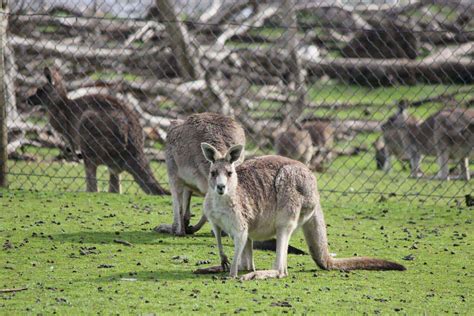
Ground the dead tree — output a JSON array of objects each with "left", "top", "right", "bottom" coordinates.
[
  {"left": 154, "top": 0, "right": 202, "bottom": 80},
  {"left": 279, "top": 0, "right": 306, "bottom": 126}
]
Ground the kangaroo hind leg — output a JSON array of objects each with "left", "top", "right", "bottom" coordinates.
[
  {"left": 240, "top": 225, "right": 295, "bottom": 281},
  {"left": 154, "top": 179, "right": 186, "bottom": 235},
  {"left": 84, "top": 159, "right": 98, "bottom": 192},
  {"left": 108, "top": 169, "right": 121, "bottom": 193}
]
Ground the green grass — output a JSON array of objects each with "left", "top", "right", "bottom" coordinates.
[
  {"left": 2, "top": 82, "right": 472, "bottom": 313},
  {"left": 247, "top": 83, "right": 473, "bottom": 121},
  {"left": 90, "top": 71, "right": 140, "bottom": 82},
  {"left": 1, "top": 187, "right": 472, "bottom": 314}
]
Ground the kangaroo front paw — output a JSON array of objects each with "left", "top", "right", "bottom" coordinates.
[{"left": 221, "top": 255, "right": 230, "bottom": 271}]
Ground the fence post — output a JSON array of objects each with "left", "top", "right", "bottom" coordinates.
[{"left": 0, "top": 0, "right": 7, "bottom": 188}]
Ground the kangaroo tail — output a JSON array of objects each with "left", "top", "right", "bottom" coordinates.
[
  {"left": 302, "top": 202, "right": 405, "bottom": 271},
  {"left": 127, "top": 158, "right": 170, "bottom": 195},
  {"left": 185, "top": 215, "right": 207, "bottom": 234}
]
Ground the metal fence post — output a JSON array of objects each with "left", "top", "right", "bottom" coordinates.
[{"left": 0, "top": 0, "right": 7, "bottom": 188}]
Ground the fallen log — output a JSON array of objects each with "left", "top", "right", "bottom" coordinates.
[
  {"left": 306, "top": 56, "right": 474, "bottom": 85},
  {"left": 11, "top": 15, "right": 164, "bottom": 36},
  {"left": 10, "top": 35, "right": 162, "bottom": 63}
]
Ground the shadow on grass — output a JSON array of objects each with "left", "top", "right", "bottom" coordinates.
[
  {"left": 93, "top": 269, "right": 220, "bottom": 282},
  {"left": 51, "top": 230, "right": 214, "bottom": 245}
]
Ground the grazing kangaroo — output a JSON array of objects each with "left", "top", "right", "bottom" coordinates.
[
  {"left": 155, "top": 113, "right": 246, "bottom": 236},
  {"left": 198, "top": 144, "right": 405, "bottom": 280},
  {"left": 384, "top": 105, "right": 474, "bottom": 180},
  {"left": 376, "top": 114, "right": 420, "bottom": 171},
  {"left": 274, "top": 121, "right": 334, "bottom": 171},
  {"left": 274, "top": 127, "right": 314, "bottom": 165},
  {"left": 26, "top": 67, "right": 169, "bottom": 195}
]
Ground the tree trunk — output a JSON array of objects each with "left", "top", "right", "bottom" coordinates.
[
  {"left": 154, "top": 0, "right": 202, "bottom": 80},
  {"left": 279, "top": 0, "right": 307, "bottom": 126}
]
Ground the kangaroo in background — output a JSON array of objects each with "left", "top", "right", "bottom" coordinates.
[
  {"left": 27, "top": 67, "right": 169, "bottom": 195},
  {"left": 375, "top": 114, "right": 420, "bottom": 171},
  {"left": 274, "top": 127, "right": 314, "bottom": 166},
  {"left": 155, "top": 113, "right": 246, "bottom": 236},
  {"left": 197, "top": 144, "right": 405, "bottom": 280},
  {"left": 274, "top": 120, "right": 334, "bottom": 171},
  {"left": 384, "top": 104, "right": 474, "bottom": 180}
]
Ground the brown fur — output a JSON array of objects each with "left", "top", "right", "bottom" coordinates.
[
  {"left": 155, "top": 113, "right": 246, "bottom": 235},
  {"left": 274, "top": 127, "right": 314, "bottom": 165},
  {"left": 274, "top": 121, "right": 334, "bottom": 171},
  {"left": 26, "top": 67, "right": 168, "bottom": 195},
  {"left": 201, "top": 146, "right": 405, "bottom": 280}
]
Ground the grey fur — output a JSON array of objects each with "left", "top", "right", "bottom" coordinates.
[
  {"left": 155, "top": 113, "right": 245, "bottom": 236},
  {"left": 376, "top": 115, "right": 420, "bottom": 171},
  {"left": 384, "top": 108, "right": 474, "bottom": 180},
  {"left": 201, "top": 147, "right": 405, "bottom": 280}
]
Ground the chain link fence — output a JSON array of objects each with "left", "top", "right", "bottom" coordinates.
[{"left": 3, "top": 0, "right": 473, "bottom": 205}]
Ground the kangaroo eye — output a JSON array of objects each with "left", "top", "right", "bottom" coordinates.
[
  {"left": 227, "top": 171, "right": 232, "bottom": 177},
  {"left": 211, "top": 171, "right": 218, "bottom": 177}
]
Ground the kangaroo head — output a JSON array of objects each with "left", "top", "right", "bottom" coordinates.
[
  {"left": 27, "top": 67, "right": 67, "bottom": 107},
  {"left": 201, "top": 143, "right": 244, "bottom": 196},
  {"left": 382, "top": 101, "right": 410, "bottom": 131}
]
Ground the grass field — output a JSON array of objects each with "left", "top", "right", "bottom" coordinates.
[
  {"left": 3, "top": 82, "right": 473, "bottom": 314},
  {"left": 1, "top": 188, "right": 472, "bottom": 314}
]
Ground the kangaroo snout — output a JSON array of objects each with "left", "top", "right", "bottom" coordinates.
[{"left": 216, "top": 184, "right": 226, "bottom": 195}]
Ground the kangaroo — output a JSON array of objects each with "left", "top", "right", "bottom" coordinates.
[
  {"left": 384, "top": 105, "right": 474, "bottom": 180},
  {"left": 26, "top": 67, "right": 169, "bottom": 195},
  {"left": 274, "top": 127, "right": 314, "bottom": 166},
  {"left": 376, "top": 114, "right": 420, "bottom": 171},
  {"left": 155, "top": 113, "right": 246, "bottom": 236},
  {"left": 274, "top": 121, "right": 334, "bottom": 171},
  {"left": 198, "top": 144, "right": 405, "bottom": 280},
  {"left": 303, "top": 120, "right": 335, "bottom": 171}
]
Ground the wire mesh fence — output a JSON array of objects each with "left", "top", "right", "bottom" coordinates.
[{"left": 3, "top": 0, "right": 473, "bottom": 205}]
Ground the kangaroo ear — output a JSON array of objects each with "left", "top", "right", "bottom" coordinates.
[
  {"left": 201, "top": 143, "right": 219, "bottom": 163},
  {"left": 226, "top": 144, "right": 244, "bottom": 164},
  {"left": 44, "top": 67, "right": 52, "bottom": 84},
  {"left": 398, "top": 100, "right": 409, "bottom": 113}
]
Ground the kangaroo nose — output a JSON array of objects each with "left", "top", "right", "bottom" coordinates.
[{"left": 216, "top": 184, "right": 225, "bottom": 193}]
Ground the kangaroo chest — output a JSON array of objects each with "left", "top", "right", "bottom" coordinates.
[{"left": 205, "top": 197, "right": 245, "bottom": 236}]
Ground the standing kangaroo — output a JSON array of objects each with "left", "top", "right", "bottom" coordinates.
[
  {"left": 155, "top": 113, "right": 246, "bottom": 236},
  {"left": 384, "top": 105, "right": 473, "bottom": 180},
  {"left": 26, "top": 67, "right": 169, "bottom": 195},
  {"left": 376, "top": 114, "right": 420, "bottom": 171},
  {"left": 198, "top": 144, "right": 405, "bottom": 280}
]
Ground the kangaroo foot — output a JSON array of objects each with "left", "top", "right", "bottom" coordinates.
[
  {"left": 240, "top": 270, "right": 286, "bottom": 281},
  {"left": 153, "top": 224, "right": 186, "bottom": 236},
  {"left": 185, "top": 225, "right": 198, "bottom": 234},
  {"left": 432, "top": 173, "right": 450, "bottom": 181},
  {"left": 409, "top": 171, "right": 424, "bottom": 179},
  {"left": 193, "top": 265, "right": 226, "bottom": 274}
]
